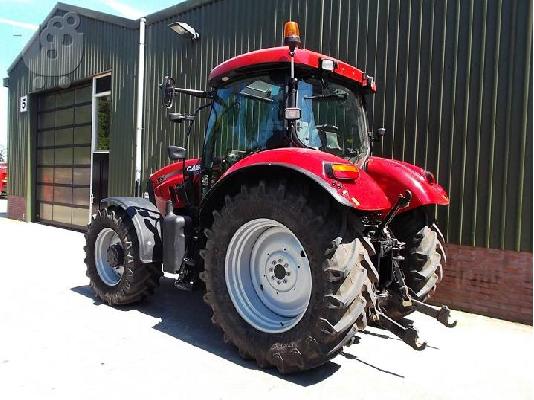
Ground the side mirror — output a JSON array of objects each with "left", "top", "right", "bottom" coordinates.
[
  {"left": 168, "top": 145, "right": 187, "bottom": 161},
  {"left": 285, "top": 107, "right": 301, "bottom": 121},
  {"left": 370, "top": 127, "right": 386, "bottom": 142},
  {"left": 377, "top": 127, "right": 386, "bottom": 138},
  {"left": 160, "top": 76, "right": 176, "bottom": 108}
]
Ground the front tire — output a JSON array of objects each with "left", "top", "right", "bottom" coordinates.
[
  {"left": 84, "top": 208, "right": 162, "bottom": 305},
  {"left": 201, "top": 181, "right": 378, "bottom": 373}
]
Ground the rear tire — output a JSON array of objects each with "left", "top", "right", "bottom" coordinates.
[
  {"left": 201, "top": 181, "right": 378, "bottom": 373},
  {"left": 84, "top": 207, "right": 162, "bottom": 305},
  {"left": 384, "top": 207, "right": 446, "bottom": 320}
]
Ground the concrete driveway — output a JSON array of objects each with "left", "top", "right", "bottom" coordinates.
[
  {"left": 0, "top": 198, "right": 6, "bottom": 217},
  {"left": 0, "top": 200, "right": 532, "bottom": 399}
]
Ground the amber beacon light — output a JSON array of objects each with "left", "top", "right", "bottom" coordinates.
[{"left": 283, "top": 21, "right": 301, "bottom": 51}]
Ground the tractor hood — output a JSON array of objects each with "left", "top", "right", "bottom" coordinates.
[{"left": 222, "top": 148, "right": 391, "bottom": 212}]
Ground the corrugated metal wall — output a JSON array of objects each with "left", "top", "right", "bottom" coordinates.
[
  {"left": 142, "top": 0, "right": 532, "bottom": 251},
  {"left": 7, "top": 7, "right": 139, "bottom": 205},
  {"left": 7, "top": 0, "right": 531, "bottom": 251},
  {"left": 6, "top": 62, "right": 29, "bottom": 198}
]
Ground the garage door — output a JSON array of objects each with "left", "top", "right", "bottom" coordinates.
[{"left": 36, "top": 84, "right": 92, "bottom": 229}]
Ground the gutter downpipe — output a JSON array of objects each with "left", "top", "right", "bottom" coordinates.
[{"left": 135, "top": 17, "right": 146, "bottom": 196}]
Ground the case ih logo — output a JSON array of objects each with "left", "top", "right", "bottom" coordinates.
[{"left": 23, "top": 12, "right": 84, "bottom": 89}]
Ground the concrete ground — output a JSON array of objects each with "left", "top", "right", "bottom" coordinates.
[{"left": 0, "top": 198, "right": 532, "bottom": 399}]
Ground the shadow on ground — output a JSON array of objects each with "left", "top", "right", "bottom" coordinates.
[
  {"left": 339, "top": 351, "right": 405, "bottom": 378},
  {"left": 72, "top": 278, "right": 346, "bottom": 386},
  {"left": 72, "top": 277, "right": 419, "bottom": 383}
]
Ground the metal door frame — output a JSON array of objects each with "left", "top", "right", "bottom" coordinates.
[{"left": 89, "top": 72, "right": 112, "bottom": 223}]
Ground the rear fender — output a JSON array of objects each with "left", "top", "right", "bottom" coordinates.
[
  {"left": 200, "top": 148, "right": 391, "bottom": 226},
  {"left": 100, "top": 197, "right": 162, "bottom": 263},
  {"left": 365, "top": 156, "right": 449, "bottom": 212}
]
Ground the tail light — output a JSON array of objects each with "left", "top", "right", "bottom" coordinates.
[{"left": 325, "top": 163, "right": 360, "bottom": 181}]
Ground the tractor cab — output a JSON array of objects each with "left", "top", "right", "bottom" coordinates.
[
  {"left": 156, "top": 22, "right": 380, "bottom": 204},
  {"left": 203, "top": 64, "right": 372, "bottom": 176}
]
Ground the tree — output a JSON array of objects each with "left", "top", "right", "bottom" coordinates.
[{"left": 0, "top": 144, "right": 6, "bottom": 163}]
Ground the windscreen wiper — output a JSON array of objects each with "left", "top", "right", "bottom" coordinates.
[
  {"left": 316, "top": 124, "right": 339, "bottom": 132},
  {"left": 304, "top": 91, "right": 347, "bottom": 100}
]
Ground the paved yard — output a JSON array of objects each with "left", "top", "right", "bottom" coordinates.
[{"left": 0, "top": 200, "right": 532, "bottom": 399}]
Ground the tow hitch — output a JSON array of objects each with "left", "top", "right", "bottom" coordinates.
[
  {"left": 369, "top": 190, "right": 457, "bottom": 349},
  {"left": 377, "top": 309, "right": 427, "bottom": 350},
  {"left": 411, "top": 299, "right": 457, "bottom": 328},
  {"left": 375, "top": 292, "right": 457, "bottom": 350}
]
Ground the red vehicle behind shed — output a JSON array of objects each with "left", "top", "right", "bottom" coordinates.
[{"left": 0, "top": 163, "right": 7, "bottom": 198}]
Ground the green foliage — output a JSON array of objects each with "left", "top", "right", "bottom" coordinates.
[{"left": 97, "top": 96, "right": 111, "bottom": 151}]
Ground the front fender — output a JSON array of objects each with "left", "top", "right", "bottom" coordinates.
[
  {"left": 218, "top": 148, "right": 391, "bottom": 211},
  {"left": 365, "top": 157, "right": 449, "bottom": 212},
  {"left": 100, "top": 197, "right": 162, "bottom": 263}
]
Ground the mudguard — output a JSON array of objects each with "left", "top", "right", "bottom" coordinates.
[
  {"left": 210, "top": 148, "right": 391, "bottom": 211},
  {"left": 365, "top": 156, "right": 449, "bottom": 212},
  {"left": 100, "top": 197, "right": 163, "bottom": 263}
]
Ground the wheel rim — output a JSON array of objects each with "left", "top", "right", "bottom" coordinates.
[
  {"left": 225, "top": 218, "right": 312, "bottom": 333},
  {"left": 95, "top": 228, "right": 124, "bottom": 287}
]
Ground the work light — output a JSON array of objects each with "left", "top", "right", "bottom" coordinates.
[
  {"left": 320, "top": 59, "right": 336, "bottom": 71},
  {"left": 169, "top": 21, "right": 199, "bottom": 40}
]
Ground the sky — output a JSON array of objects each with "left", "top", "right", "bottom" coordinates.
[{"left": 0, "top": 0, "right": 184, "bottom": 150}]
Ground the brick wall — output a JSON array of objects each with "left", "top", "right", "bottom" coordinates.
[
  {"left": 7, "top": 195, "right": 26, "bottom": 221},
  {"left": 430, "top": 244, "right": 533, "bottom": 325}
]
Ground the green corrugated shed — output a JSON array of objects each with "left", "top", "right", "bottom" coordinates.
[
  {"left": 7, "top": 3, "right": 139, "bottom": 221},
  {"left": 6, "top": 0, "right": 532, "bottom": 251}
]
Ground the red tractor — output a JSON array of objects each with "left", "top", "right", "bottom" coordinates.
[{"left": 84, "top": 22, "right": 455, "bottom": 373}]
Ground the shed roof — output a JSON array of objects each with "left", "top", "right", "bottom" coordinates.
[
  {"left": 144, "top": 0, "right": 218, "bottom": 25},
  {"left": 7, "top": 2, "right": 138, "bottom": 74},
  {"left": 7, "top": 0, "right": 224, "bottom": 74}
]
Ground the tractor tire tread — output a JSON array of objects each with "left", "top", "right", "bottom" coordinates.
[
  {"left": 84, "top": 207, "right": 162, "bottom": 306},
  {"left": 201, "top": 181, "right": 377, "bottom": 373}
]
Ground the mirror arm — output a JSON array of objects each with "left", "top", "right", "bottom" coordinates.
[
  {"left": 185, "top": 102, "right": 213, "bottom": 137},
  {"left": 369, "top": 132, "right": 375, "bottom": 155},
  {"left": 173, "top": 87, "right": 215, "bottom": 99}
]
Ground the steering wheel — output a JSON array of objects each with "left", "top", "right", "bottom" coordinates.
[
  {"left": 315, "top": 124, "right": 339, "bottom": 133},
  {"left": 160, "top": 76, "right": 176, "bottom": 108}
]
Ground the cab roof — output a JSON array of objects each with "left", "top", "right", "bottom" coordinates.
[{"left": 208, "top": 46, "right": 376, "bottom": 92}]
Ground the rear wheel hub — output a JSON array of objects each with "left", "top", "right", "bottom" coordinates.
[
  {"left": 107, "top": 243, "right": 124, "bottom": 268},
  {"left": 274, "top": 264, "right": 286, "bottom": 279},
  {"left": 95, "top": 228, "right": 125, "bottom": 286},
  {"left": 225, "top": 218, "right": 312, "bottom": 333}
]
